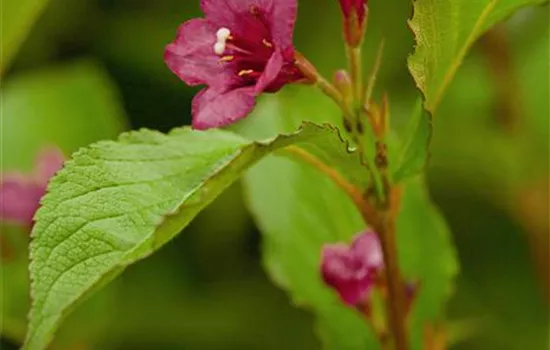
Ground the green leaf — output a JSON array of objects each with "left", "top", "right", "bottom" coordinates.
[
  {"left": 1, "top": 60, "right": 127, "bottom": 344},
  {"left": 396, "top": 178, "right": 459, "bottom": 349},
  {"left": 1, "top": 0, "right": 52, "bottom": 74},
  {"left": 245, "top": 155, "right": 373, "bottom": 349},
  {"left": 24, "top": 122, "right": 363, "bottom": 350},
  {"left": 393, "top": 99, "right": 433, "bottom": 183},
  {"left": 408, "top": 0, "right": 548, "bottom": 113},
  {"left": 238, "top": 87, "right": 458, "bottom": 349}
]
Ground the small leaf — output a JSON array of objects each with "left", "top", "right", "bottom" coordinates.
[
  {"left": 1, "top": 0, "right": 52, "bottom": 74},
  {"left": 393, "top": 99, "right": 432, "bottom": 183},
  {"left": 24, "top": 122, "right": 363, "bottom": 350},
  {"left": 408, "top": 0, "right": 547, "bottom": 113}
]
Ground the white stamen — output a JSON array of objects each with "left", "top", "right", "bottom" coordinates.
[
  {"left": 216, "top": 27, "right": 231, "bottom": 41},
  {"left": 213, "top": 27, "right": 231, "bottom": 55},
  {"left": 214, "top": 42, "right": 226, "bottom": 55}
]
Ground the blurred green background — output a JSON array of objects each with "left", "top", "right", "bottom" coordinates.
[{"left": 1, "top": 0, "right": 548, "bottom": 349}]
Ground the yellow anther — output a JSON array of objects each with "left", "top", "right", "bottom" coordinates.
[
  {"left": 219, "top": 55, "right": 234, "bottom": 62},
  {"left": 238, "top": 69, "right": 254, "bottom": 76},
  {"left": 262, "top": 39, "right": 273, "bottom": 48}
]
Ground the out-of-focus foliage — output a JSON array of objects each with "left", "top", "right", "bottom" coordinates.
[
  {"left": 408, "top": 0, "right": 547, "bottom": 113},
  {"left": 0, "top": 0, "right": 52, "bottom": 73},
  {"left": 2, "top": 62, "right": 127, "bottom": 170},
  {"left": 1, "top": 0, "right": 548, "bottom": 349}
]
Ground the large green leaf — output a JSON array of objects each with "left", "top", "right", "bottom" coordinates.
[
  {"left": 238, "top": 87, "right": 458, "bottom": 349},
  {"left": 1, "top": 0, "right": 52, "bottom": 74},
  {"left": 408, "top": 0, "right": 547, "bottom": 113},
  {"left": 396, "top": 178, "right": 458, "bottom": 348},
  {"left": 24, "top": 122, "right": 365, "bottom": 350},
  {"left": 1, "top": 60, "right": 127, "bottom": 344}
]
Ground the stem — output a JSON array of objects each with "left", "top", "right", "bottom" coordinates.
[
  {"left": 282, "top": 146, "right": 380, "bottom": 230},
  {"left": 479, "top": 25, "right": 521, "bottom": 133},
  {"left": 316, "top": 76, "right": 350, "bottom": 116},
  {"left": 345, "top": 44, "right": 369, "bottom": 167},
  {"left": 284, "top": 146, "right": 365, "bottom": 211},
  {"left": 364, "top": 39, "right": 385, "bottom": 109},
  {"left": 294, "top": 47, "right": 409, "bottom": 349},
  {"left": 294, "top": 52, "right": 355, "bottom": 122},
  {"left": 348, "top": 46, "right": 363, "bottom": 103},
  {"left": 378, "top": 202, "right": 409, "bottom": 350},
  {"left": 374, "top": 107, "right": 408, "bottom": 349}
]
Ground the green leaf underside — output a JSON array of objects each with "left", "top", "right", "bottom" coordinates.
[
  {"left": 408, "top": 0, "right": 547, "bottom": 113},
  {"left": 393, "top": 99, "right": 433, "bottom": 183},
  {"left": 239, "top": 88, "right": 458, "bottom": 350},
  {"left": 25, "top": 122, "right": 364, "bottom": 350}
]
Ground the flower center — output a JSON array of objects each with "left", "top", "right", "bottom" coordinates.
[{"left": 212, "top": 7, "right": 275, "bottom": 84}]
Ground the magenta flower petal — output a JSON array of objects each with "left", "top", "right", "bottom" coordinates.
[
  {"left": 166, "top": 0, "right": 303, "bottom": 130},
  {"left": 351, "top": 231, "right": 384, "bottom": 269},
  {"left": 0, "top": 146, "right": 65, "bottom": 228},
  {"left": 321, "top": 230, "right": 384, "bottom": 306},
  {"left": 268, "top": 0, "right": 298, "bottom": 47},
  {"left": 201, "top": 0, "right": 297, "bottom": 46},
  {"left": 200, "top": 0, "right": 261, "bottom": 24},
  {"left": 164, "top": 19, "right": 233, "bottom": 86},
  {"left": 200, "top": 0, "right": 297, "bottom": 47},
  {"left": 192, "top": 86, "right": 257, "bottom": 130},
  {"left": 0, "top": 174, "right": 43, "bottom": 226},
  {"left": 255, "top": 49, "right": 284, "bottom": 93}
]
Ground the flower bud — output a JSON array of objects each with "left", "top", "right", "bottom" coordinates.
[
  {"left": 0, "top": 147, "right": 65, "bottom": 228},
  {"left": 321, "top": 230, "right": 383, "bottom": 306},
  {"left": 333, "top": 70, "right": 353, "bottom": 101},
  {"left": 338, "top": 0, "right": 368, "bottom": 47}
]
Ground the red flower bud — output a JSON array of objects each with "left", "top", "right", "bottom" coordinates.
[
  {"left": 333, "top": 69, "right": 353, "bottom": 100},
  {"left": 337, "top": 0, "right": 368, "bottom": 47},
  {"left": 321, "top": 230, "right": 383, "bottom": 306},
  {"left": 0, "top": 147, "right": 65, "bottom": 228}
]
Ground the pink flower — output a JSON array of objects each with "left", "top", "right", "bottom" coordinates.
[
  {"left": 337, "top": 0, "right": 368, "bottom": 47},
  {"left": 321, "top": 230, "right": 384, "bottom": 306},
  {"left": 0, "top": 147, "right": 65, "bottom": 228},
  {"left": 165, "top": 0, "right": 305, "bottom": 130}
]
